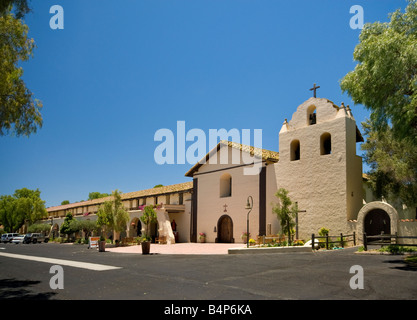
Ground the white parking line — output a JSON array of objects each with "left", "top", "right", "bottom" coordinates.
[{"left": 0, "top": 252, "right": 121, "bottom": 271}]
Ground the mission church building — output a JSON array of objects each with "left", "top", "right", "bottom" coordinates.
[
  {"left": 45, "top": 96, "right": 417, "bottom": 244},
  {"left": 185, "top": 96, "right": 364, "bottom": 243}
]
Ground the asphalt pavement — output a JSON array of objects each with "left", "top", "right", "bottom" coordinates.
[{"left": 0, "top": 242, "right": 416, "bottom": 303}]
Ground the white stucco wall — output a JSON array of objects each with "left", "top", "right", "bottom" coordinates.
[
  {"left": 195, "top": 145, "right": 262, "bottom": 243},
  {"left": 272, "top": 98, "right": 363, "bottom": 241}
]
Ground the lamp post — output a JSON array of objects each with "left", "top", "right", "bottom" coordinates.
[{"left": 245, "top": 196, "right": 253, "bottom": 248}]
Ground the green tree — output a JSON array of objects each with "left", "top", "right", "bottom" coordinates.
[
  {"left": 272, "top": 188, "right": 298, "bottom": 245},
  {"left": 27, "top": 222, "right": 51, "bottom": 234},
  {"left": 96, "top": 190, "right": 129, "bottom": 241},
  {"left": 78, "top": 219, "right": 99, "bottom": 241},
  {"left": 0, "top": 0, "right": 31, "bottom": 18},
  {"left": 140, "top": 205, "right": 158, "bottom": 241},
  {"left": 88, "top": 192, "right": 110, "bottom": 200},
  {"left": 341, "top": 0, "right": 417, "bottom": 143},
  {"left": 341, "top": 1, "right": 417, "bottom": 206},
  {"left": 361, "top": 118, "right": 417, "bottom": 206},
  {"left": 0, "top": 188, "right": 47, "bottom": 232},
  {"left": 0, "top": 195, "right": 20, "bottom": 232},
  {"left": 14, "top": 188, "right": 47, "bottom": 225},
  {"left": 0, "top": 6, "right": 42, "bottom": 137},
  {"left": 60, "top": 212, "right": 75, "bottom": 237},
  {"left": 61, "top": 200, "right": 70, "bottom": 205}
]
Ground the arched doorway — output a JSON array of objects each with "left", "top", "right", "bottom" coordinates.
[
  {"left": 357, "top": 201, "right": 399, "bottom": 244},
  {"left": 217, "top": 215, "right": 234, "bottom": 243},
  {"left": 51, "top": 223, "right": 59, "bottom": 238},
  {"left": 364, "top": 209, "right": 390, "bottom": 236},
  {"left": 129, "top": 218, "right": 142, "bottom": 237}
]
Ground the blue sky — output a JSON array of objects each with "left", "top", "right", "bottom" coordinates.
[{"left": 0, "top": 0, "right": 406, "bottom": 208}]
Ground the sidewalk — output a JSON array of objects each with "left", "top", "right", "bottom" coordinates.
[{"left": 106, "top": 242, "right": 245, "bottom": 255}]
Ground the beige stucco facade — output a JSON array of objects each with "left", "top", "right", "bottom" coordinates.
[
  {"left": 190, "top": 145, "right": 265, "bottom": 243},
  {"left": 270, "top": 98, "right": 363, "bottom": 240}
]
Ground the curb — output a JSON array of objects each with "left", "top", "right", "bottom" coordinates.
[{"left": 228, "top": 246, "right": 312, "bottom": 254}]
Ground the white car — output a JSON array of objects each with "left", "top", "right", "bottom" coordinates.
[
  {"left": 11, "top": 234, "right": 26, "bottom": 244},
  {"left": 1, "top": 233, "right": 19, "bottom": 243}
]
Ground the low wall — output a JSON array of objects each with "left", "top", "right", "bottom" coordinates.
[{"left": 398, "top": 220, "right": 417, "bottom": 245}]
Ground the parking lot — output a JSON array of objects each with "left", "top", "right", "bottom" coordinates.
[{"left": 0, "top": 241, "right": 416, "bottom": 303}]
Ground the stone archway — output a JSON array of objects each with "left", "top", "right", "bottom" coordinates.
[
  {"left": 216, "top": 215, "right": 234, "bottom": 243},
  {"left": 357, "top": 201, "right": 399, "bottom": 242},
  {"left": 129, "top": 217, "right": 142, "bottom": 237}
]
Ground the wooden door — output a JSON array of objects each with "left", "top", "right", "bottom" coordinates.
[
  {"left": 364, "top": 209, "right": 390, "bottom": 237},
  {"left": 217, "top": 215, "right": 234, "bottom": 243}
]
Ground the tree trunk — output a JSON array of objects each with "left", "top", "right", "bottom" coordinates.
[{"left": 287, "top": 219, "right": 291, "bottom": 245}]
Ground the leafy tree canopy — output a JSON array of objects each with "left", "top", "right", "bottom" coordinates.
[
  {"left": 362, "top": 119, "right": 417, "bottom": 206},
  {"left": 96, "top": 190, "right": 129, "bottom": 237},
  {"left": 0, "top": 187, "right": 47, "bottom": 232},
  {"left": 341, "top": 0, "right": 417, "bottom": 143},
  {"left": 140, "top": 205, "right": 158, "bottom": 241},
  {"left": 0, "top": 0, "right": 31, "bottom": 18},
  {"left": 88, "top": 192, "right": 110, "bottom": 200},
  {"left": 341, "top": 0, "right": 417, "bottom": 206},
  {"left": 60, "top": 212, "right": 75, "bottom": 235},
  {"left": 0, "top": 2, "right": 42, "bottom": 137}
]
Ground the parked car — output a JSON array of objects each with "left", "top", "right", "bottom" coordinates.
[
  {"left": 11, "top": 234, "right": 26, "bottom": 244},
  {"left": 1, "top": 233, "right": 19, "bottom": 243},
  {"left": 24, "top": 233, "right": 49, "bottom": 244}
]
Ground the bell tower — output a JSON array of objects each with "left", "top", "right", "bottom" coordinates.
[{"left": 273, "top": 97, "right": 363, "bottom": 239}]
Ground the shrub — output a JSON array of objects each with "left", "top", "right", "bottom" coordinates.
[
  {"left": 28, "top": 223, "right": 51, "bottom": 234},
  {"left": 293, "top": 240, "right": 304, "bottom": 246},
  {"left": 379, "top": 245, "right": 417, "bottom": 254}
]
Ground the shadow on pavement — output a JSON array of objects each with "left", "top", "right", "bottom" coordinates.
[
  {"left": 384, "top": 258, "right": 417, "bottom": 272},
  {"left": 0, "top": 278, "right": 57, "bottom": 300}
]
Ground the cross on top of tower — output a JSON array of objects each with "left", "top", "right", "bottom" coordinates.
[{"left": 309, "top": 83, "right": 320, "bottom": 98}]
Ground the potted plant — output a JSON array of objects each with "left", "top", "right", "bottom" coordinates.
[
  {"left": 98, "top": 235, "right": 106, "bottom": 252},
  {"left": 199, "top": 232, "right": 206, "bottom": 243},
  {"left": 139, "top": 205, "right": 158, "bottom": 254},
  {"left": 241, "top": 232, "right": 250, "bottom": 244}
]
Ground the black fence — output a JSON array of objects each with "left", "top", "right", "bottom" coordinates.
[
  {"left": 362, "top": 232, "right": 417, "bottom": 251},
  {"left": 311, "top": 232, "right": 356, "bottom": 250}
]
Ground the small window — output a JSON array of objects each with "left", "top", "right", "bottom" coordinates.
[
  {"left": 220, "top": 173, "right": 232, "bottom": 197},
  {"left": 290, "top": 140, "right": 300, "bottom": 161},
  {"left": 320, "top": 133, "right": 332, "bottom": 155}
]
